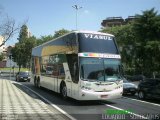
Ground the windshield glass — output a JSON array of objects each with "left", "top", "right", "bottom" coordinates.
[
  {"left": 19, "top": 72, "right": 29, "bottom": 76},
  {"left": 80, "top": 57, "right": 121, "bottom": 82},
  {"left": 46, "top": 67, "right": 53, "bottom": 71}
]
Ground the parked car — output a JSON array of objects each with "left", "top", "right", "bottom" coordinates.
[
  {"left": 138, "top": 78, "right": 160, "bottom": 99},
  {"left": 124, "top": 75, "right": 133, "bottom": 81},
  {"left": 130, "top": 75, "right": 145, "bottom": 81},
  {"left": 123, "top": 78, "right": 137, "bottom": 95},
  {"left": 16, "top": 71, "right": 31, "bottom": 82}
]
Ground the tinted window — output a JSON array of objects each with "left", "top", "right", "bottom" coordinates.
[
  {"left": 40, "top": 54, "right": 66, "bottom": 79},
  {"left": 78, "top": 33, "right": 119, "bottom": 54},
  {"left": 19, "top": 72, "right": 29, "bottom": 76}
]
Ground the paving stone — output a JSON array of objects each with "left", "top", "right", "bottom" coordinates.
[{"left": 0, "top": 79, "right": 71, "bottom": 120}]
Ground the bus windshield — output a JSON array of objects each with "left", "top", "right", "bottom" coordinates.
[{"left": 80, "top": 57, "right": 121, "bottom": 82}]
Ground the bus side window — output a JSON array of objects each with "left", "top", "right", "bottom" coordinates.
[{"left": 58, "top": 64, "right": 65, "bottom": 79}]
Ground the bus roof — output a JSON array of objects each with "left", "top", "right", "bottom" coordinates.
[
  {"left": 75, "top": 30, "right": 114, "bottom": 36},
  {"left": 32, "top": 30, "right": 114, "bottom": 57}
]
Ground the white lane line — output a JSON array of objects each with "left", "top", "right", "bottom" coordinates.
[
  {"left": 123, "top": 97, "right": 160, "bottom": 107},
  {"left": 11, "top": 81, "right": 76, "bottom": 120},
  {"left": 104, "top": 103, "right": 148, "bottom": 119}
]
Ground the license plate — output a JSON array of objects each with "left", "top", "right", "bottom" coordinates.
[{"left": 101, "top": 95, "right": 108, "bottom": 98}]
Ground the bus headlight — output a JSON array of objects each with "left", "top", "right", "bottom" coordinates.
[
  {"left": 81, "top": 86, "right": 92, "bottom": 91},
  {"left": 115, "top": 85, "right": 123, "bottom": 89}
]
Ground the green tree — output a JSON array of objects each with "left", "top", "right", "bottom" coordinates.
[
  {"left": 0, "top": 53, "right": 4, "bottom": 61},
  {"left": 23, "top": 36, "right": 36, "bottom": 68},
  {"left": 11, "top": 24, "right": 36, "bottom": 71},
  {"left": 36, "top": 29, "right": 70, "bottom": 46},
  {"left": 100, "top": 8, "right": 160, "bottom": 77},
  {"left": 133, "top": 8, "right": 160, "bottom": 76},
  {"left": 53, "top": 29, "right": 70, "bottom": 38},
  {"left": 11, "top": 43, "right": 24, "bottom": 71},
  {"left": 11, "top": 36, "right": 36, "bottom": 71},
  {"left": 18, "top": 24, "right": 28, "bottom": 42},
  {"left": 36, "top": 35, "right": 54, "bottom": 46},
  {"left": 100, "top": 24, "right": 136, "bottom": 74}
]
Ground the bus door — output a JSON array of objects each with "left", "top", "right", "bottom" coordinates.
[
  {"left": 63, "top": 63, "right": 72, "bottom": 97},
  {"left": 71, "top": 61, "right": 79, "bottom": 99}
]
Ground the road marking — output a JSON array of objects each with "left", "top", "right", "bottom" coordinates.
[
  {"left": 123, "top": 97, "right": 160, "bottom": 107},
  {"left": 104, "top": 103, "right": 148, "bottom": 119},
  {"left": 11, "top": 81, "right": 76, "bottom": 120}
]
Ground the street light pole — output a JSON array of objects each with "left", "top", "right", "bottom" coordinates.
[
  {"left": 9, "top": 54, "right": 12, "bottom": 80},
  {"left": 72, "top": 5, "right": 82, "bottom": 30}
]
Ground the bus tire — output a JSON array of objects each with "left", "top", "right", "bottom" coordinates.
[
  {"left": 60, "top": 83, "right": 67, "bottom": 99},
  {"left": 37, "top": 77, "right": 41, "bottom": 88}
]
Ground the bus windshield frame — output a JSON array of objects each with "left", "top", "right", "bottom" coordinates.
[{"left": 80, "top": 57, "right": 122, "bottom": 82}]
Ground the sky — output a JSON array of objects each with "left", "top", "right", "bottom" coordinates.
[{"left": 0, "top": 0, "right": 160, "bottom": 46}]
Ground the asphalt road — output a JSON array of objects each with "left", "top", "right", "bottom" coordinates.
[
  {"left": 19, "top": 81, "right": 160, "bottom": 120},
  {"left": 1, "top": 76, "right": 160, "bottom": 120}
]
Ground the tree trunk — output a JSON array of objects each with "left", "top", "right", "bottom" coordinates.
[{"left": 18, "top": 65, "right": 21, "bottom": 72}]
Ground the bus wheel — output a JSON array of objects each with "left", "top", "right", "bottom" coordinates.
[{"left": 61, "top": 84, "right": 67, "bottom": 99}]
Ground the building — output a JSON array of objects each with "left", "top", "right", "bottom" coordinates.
[
  {"left": 27, "top": 27, "right": 32, "bottom": 38},
  {"left": 5, "top": 46, "right": 18, "bottom": 68},
  {"left": 0, "top": 36, "right": 6, "bottom": 53},
  {"left": 0, "top": 36, "right": 7, "bottom": 67},
  {"left": 0, "top": 45, "right": 18, "bottom": 68},
  {"left": 101, "top": 16, "right": 136, "bottom": 28}
]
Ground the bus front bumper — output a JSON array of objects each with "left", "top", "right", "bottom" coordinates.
[{"left": 79, "top": 88, "right": 123, "bottom": 100}]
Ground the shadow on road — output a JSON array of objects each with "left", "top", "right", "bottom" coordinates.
[{"left": 11, "top": 80, "right": 116, "bottom": 107}]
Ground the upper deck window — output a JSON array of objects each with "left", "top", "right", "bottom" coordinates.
[{"left": 78, "top": 33, "right": 119, "bottom": 54}]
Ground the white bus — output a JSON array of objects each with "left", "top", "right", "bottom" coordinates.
[{"left": 31, "top": 30, "right": 123, "bottom": 100}]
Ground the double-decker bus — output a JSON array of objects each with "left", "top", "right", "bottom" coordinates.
[{"left": 31, "top": 30, "right": 123, "bottom": 100}]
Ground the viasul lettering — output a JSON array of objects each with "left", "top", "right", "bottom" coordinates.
[{"left": 84, "top": 33, "right": 113, "bottom": 40}]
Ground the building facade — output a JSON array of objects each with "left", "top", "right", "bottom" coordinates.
[
  {"left": 5, "top": 46, "right": 18, "bottom": 68},
  {"left": 101, "top": 16, "right": 136, "bottom": 28}
]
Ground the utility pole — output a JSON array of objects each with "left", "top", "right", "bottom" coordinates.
[{"left": 72, "top": 5, "right": 82, "bottom": 30}]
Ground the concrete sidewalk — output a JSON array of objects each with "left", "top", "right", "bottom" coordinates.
[{"left": 0, "top": 79, "right": 71, "bottom": 120}]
